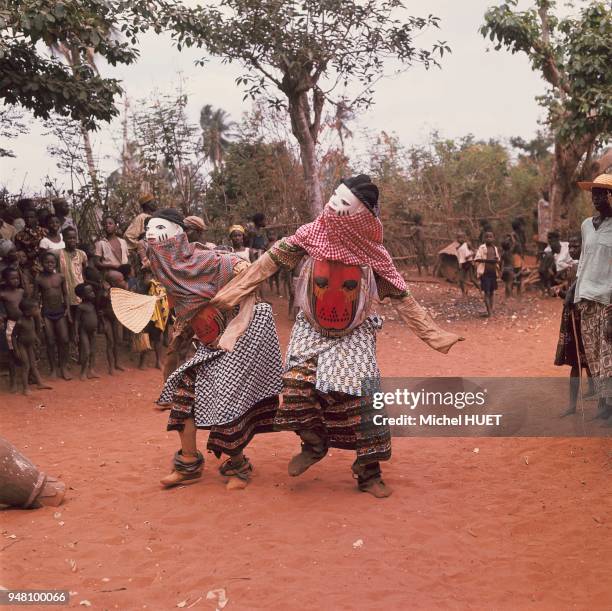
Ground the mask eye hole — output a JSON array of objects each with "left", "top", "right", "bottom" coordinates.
[
  {"left": 341, "top": 199, "right": 351, "bottom": 207},
  {"left": 343, "top": 279, "right": 358, "bottom": 290},
  {"left": 314, "top": 276, "right": 328, "bottom": 288}
]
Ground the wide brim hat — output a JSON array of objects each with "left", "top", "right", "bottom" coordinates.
[
  {"left": 577, "top": 173, "right": 612, "bottom": 191},
  {"left": 111, "top": 288, "right": 158, "bottom": 333}
]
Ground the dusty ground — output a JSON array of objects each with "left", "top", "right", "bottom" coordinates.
[{"left": 1, "top": 280, "right": 611, "bottom": 610}]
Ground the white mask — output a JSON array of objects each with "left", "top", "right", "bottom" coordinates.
[
  {"left": 146, "top": 217, "right": 184, "bottom": 243},
  {"left": 325, "top": 183, "right": 366, "bottom": 217}
]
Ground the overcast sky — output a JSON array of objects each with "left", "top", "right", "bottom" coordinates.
[{"left": 1, "top": 0, "right": 558, "bottom": 193}]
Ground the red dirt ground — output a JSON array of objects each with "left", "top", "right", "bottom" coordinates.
[{"left": 2, "top": 282, "right": 611, "bottom": 610}]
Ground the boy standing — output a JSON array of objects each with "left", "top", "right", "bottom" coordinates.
[
  {"left": 13, "top": 298, "right": 52, "bottom": 395},
  {"left": 0, "top": 268, "right": 25, "bottom": 392},
  {"left": 474, "top": 231, "right": 500, "bottom": 317},
  {"left": 35, "top": 251, "right": 71, "bottom": 380},
  {"left": 73, "top": 283, "right": 100, "bottom": 380}
]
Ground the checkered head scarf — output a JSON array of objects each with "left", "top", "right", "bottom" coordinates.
[
  {"left": 286, "top": 179, "right": 407, "bottom": 292},
  {"left": 147, "top": 232, "right": 239, "bottom": 322}
]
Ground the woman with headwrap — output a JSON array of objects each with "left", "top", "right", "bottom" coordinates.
[
  {"left": 141, "top": 208, "right": 283, "bottom": 490},
  {"left": 228, "top": 225, "right": 252, "bottom": 262},
  {"left": 210, "top": 175, "right": 464, "bottom": 498}
]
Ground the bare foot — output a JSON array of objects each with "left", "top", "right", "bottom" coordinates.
[
  {"left": 138, "top": 363, "right": 146, "bottom": 370},
  {"left": 80, "top": 372, "right": 87, "bottom": 381},
  {"left": 22, "top": 388, "right": 32, "bottom": 396},
  {"left": 87, "top": 370, "right": 100, "bottom": 379},
  {"left": 115, "top": 365, "right": 125, "bottom": 372},
  {"left": 61, "top": 369, "right": 72, "bottom": 381},
  {"left": 49, "top": 370, "right": 58, "bottom": 379},
  {"left": 155, "top": 362, "right": 162, "bottom": 370},
  {"left": 36, "top": 383, "right": 52, "bottom": 390},
  {"left": 560, "top": 407, "right": 576, "bottom": 418}
]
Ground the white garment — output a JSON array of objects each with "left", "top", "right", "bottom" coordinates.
[
  {"left": 456, "top": 242, "right": 473, "bottom": 265},
  {"left": 544, "top": 242, "right": 576, "bottom": 273},
  {"left": 39, "top": 237, "right": 65, "bottom": 251}
]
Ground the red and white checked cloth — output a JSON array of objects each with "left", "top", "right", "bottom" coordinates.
[{"left": 286, "top": 208, "right": 407, "bottom": 292}]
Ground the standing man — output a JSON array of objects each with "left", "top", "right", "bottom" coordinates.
[
  {"left": 124, "top": 193, "right": 157, "bottom": 251},
  {"left": 210, "top": 175, "right": 463, "bottom": 498},
  {"left": 574, "top": 174, "right": 612, "bottom": 419}
]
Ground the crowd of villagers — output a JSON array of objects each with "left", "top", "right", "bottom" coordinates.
[{"left": 0, "top": 193, "right": 272, "bottom": 395}]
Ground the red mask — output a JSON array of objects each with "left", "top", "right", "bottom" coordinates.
[
  {"left": 191, "top": 304, "right": 226, "bottom": 345},
  {"left": 310, "top": 259, "right": 361, "bottom": 330}
]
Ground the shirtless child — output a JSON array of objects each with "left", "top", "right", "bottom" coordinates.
[
  {"left": 35, "top": 251, "right": 72, "bottom": 380},
  {"left": 13, "top": 298, "right": 52, "bottom": 395},
  {"left": 0, "top": 268, "right": 24, "bottom": 392},
  {"left": 99, "top": 269, "right": 126, "bottom": 374},
  {"left": 73, "top": 283, "right": 100, "bottom": 380}
]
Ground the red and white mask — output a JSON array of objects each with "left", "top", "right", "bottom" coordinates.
[
  {"left": 310, "top": 259, "right": 362, "bottom": 330},
  {"left": 325, "top": 184, "right": 367, "bottom": 217}
]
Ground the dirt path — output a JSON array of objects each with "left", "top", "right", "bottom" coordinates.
[{"left": 1, "top": 287, "right": 611, "bottom": 610}]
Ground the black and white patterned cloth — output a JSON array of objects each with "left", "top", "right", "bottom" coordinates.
[
  {"left": 285, "top": 312, "right": 382, "bottom": 396},
  {"left": 159, "top": 303, "right": 283, "bottom": 427}
]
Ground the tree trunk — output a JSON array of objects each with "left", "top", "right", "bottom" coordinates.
[
  {"left": 287, "top": 93, "right": 323, "bottom": 218},
  {"left": 80, "top": 122, "right": 103, "bottom": 235},
  {"left": 548, "top": 135, "right": 595, "bottom": 230}
]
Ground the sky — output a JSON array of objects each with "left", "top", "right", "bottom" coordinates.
[{"left": 0, "top": 0, "right": 556, "bottom": 193}]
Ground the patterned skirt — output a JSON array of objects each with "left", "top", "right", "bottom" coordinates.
[
  {"left": 577, "top": 301, "right": 612, "bottom": 400},
  {"left": 278, "top": 357, "right": 391, "bottom": 466},
  {"left": 160, "top": 303, "right": 283, "bottom": 456},
  {"left": 554, "top": 303, "right": 587, "bottom": 368}
]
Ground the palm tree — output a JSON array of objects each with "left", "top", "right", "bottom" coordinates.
[{"left": 200, "top": 105, "right": 235, "bottom": 168}]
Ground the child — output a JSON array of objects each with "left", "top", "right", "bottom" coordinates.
[
  {"left": 500, "top": 236, "right": 515, "bottom": 298},
  {"left": 0, "top": 268, "right": 24, "bottom": 392},
  {"left": 39, "top": 215, "right": 66, "bottom": 252},
  {"left": 473, "top": 231, "right": 500, "bottom": 317},
  {"left": 12, "top": 298, "right": 52, "bottom": 395},
  {"left": 35, "top": 251, "right": 71, "bottom": 380},
  {"left": 99, "top": 269, "right": 126, "bottom": 374},
  {"left": 554, "top": 234, "right": 592, "bottom": 416},
  {"left": 455, "top": 231, "right": 478, "bottom": 297},
  {"left": 74, "top": 283, "right": 100, "bottom": 380}
]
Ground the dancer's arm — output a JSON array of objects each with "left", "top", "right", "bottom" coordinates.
[
  {"left": 211, "top": 239, "right": 305, "bottom": 311},
  {"left": 375, "top": 276, "right": 464, "bottom": 354}
]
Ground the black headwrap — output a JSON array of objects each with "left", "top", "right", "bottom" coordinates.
[
  {"left": 153, "top": 208, "right": 185, "bottom": 229},
  {"left": 342, "top": 174, "right": 380, "bottom": 217}
]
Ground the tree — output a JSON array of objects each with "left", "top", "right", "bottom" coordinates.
[
  {"left": 481, "top": 1, "right": 612, "bottom": 227},
  {"left": 0, "top": 107, "right": 28, "bottom": 157},
  {"left": 200, "top": 104, "right": 236, "bottom": 168},
  {"left": 152, "top": 0, "right": 449, "bottom": 217},
  {"left": 0, "top": 0, "right": 143, "bottom": 128}
]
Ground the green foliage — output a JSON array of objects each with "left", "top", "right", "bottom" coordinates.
[
  {"left": 153, "top": 0, "right": 449, "bottom": 109},
  {"left": 0, "top": 0, "right": 145, "bottom": 128},
  {"left": 481, "top": 1, "right": 611, "bottom": 142}
]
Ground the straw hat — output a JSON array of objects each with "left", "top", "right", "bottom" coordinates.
[
  {"left": 577, "top": 173, "right": 612, "bottom": 191},
  {"left": 110, "top": 288, "right": 158, "bottom": 333}
]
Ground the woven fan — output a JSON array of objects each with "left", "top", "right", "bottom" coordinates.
[{"left": 110, "top": 288, "right": 158, "bottom": 333}]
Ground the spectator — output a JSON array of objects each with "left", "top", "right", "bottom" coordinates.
[
  {"left": 95, "top": 216, "right": 129, "bottom": 271},
  {"left": 52, "top": 198, "right": 78, "bottom": 237},
  {"left": 124, "top": 193, "right": 157, "bottom": 250},
  {"left": 14, "top": 208, "right": 47, "bottom": 274}
]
